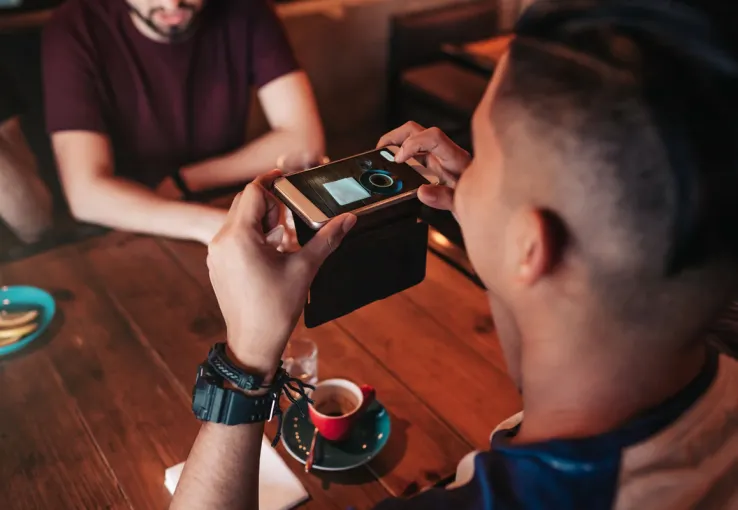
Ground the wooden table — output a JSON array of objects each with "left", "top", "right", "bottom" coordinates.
[
  {"left": 442, "top": 34, "right": 514, "bottom": 75},
  {"left": 0, "top": 231, "right": 521, "bottom": 510}
]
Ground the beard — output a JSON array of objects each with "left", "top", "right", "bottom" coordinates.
[{"left": 128, "top": 1, "right": 201, "bottom": 42}]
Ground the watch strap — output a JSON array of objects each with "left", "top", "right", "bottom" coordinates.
[
  {"left": 193, "top": 351, "right": 315, "bottom": 446},
  {"left": 192, "top": 363, "right": 276, "bottom": 425},
  {"left": 208, "top": 387, "right": 274, "bottom": 425}
]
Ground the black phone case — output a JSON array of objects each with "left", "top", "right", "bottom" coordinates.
[{"left": 294, "top": 202, "right": 428, "bottom": 328}]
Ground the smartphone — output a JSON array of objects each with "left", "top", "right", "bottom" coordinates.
[{"left": 274, "top": 146, "right": 439, "bottom": 229}]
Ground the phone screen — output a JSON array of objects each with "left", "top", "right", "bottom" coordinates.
[{"left": 285, "top": 149, "right": 429, "bottom": 218}]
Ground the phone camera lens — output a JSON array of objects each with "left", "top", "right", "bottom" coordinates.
[
  {"left": 360, "top": 169, "right": 403, "bottom": 195},
  {"left": 368, "top": 173, "right": 394, "bottom": 188}
]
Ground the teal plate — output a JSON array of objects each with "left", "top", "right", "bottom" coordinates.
[
  {"left": 0, "top": 286, "right": 56, "bottom": 358},
  {"left": 281, "top": 398, "right": 391, "bottom": 471}
]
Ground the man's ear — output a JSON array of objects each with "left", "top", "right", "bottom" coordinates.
[{"left": 516, "top": 208, "right": 568, "bottom": 285}]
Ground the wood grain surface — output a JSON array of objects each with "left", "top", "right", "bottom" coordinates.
[{"left": 0, "top": 232, "right": 520, "bottom": 509}]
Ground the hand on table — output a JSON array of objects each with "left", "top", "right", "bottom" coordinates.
[
  {"left": 377, "top": 122, "right": 471, "bottom": 214},
  {"left": 207, "top": 170, "right": 356, "bottom": 378}
]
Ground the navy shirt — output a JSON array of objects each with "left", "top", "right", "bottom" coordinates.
[{"left": 373, "top": 350, "right": 738, "bottom": 509}]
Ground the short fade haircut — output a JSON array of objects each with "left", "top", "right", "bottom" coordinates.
[{"left": 491, "top": 0, "right": 738, "bottom": 330}]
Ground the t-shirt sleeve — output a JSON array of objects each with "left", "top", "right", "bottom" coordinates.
[
  {"left": 248, "top": 0, "right": 300, "bottom": 88},
  {"left": 0, "top": 66, "right": 26, "bottom": 124},
  {"left": 42, "top": 5, "right": 108, "bottom": 134}
]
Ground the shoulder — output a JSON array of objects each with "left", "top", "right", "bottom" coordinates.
[
  {"left": 373, "top": 434, "right": 623, "bottom": 510},
  {"left": 44, "top": 0, "right": 117, "bottom": 47},
  {"left": 43, "top": 0, "right": 124, "bottom": 69}
]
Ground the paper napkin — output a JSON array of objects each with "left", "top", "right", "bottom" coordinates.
[{"left": 165, "top": 437, "right": 309, "bottom": 510}]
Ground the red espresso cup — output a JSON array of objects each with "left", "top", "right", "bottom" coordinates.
[{"left": 308, "top": 378, "right": 376, "bottom": 442}]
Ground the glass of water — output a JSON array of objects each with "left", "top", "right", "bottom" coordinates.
[{"left": 282, "top": 336, "right": 318, "bottom": 387}]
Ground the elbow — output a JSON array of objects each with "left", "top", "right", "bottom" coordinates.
[
  {"left": 67, "top": 200, "right": 94, "bottom": 224},
  {"left": 65, "top": 187, "right": 101, "bottom": 225}
]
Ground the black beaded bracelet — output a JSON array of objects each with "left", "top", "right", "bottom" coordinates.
[{"left": 207, "top": 342, "right": 265, "bottom": 391}]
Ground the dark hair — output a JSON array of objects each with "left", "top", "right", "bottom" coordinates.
[{"left": 505, "top": 0, "right": 738, "bottom": 276}]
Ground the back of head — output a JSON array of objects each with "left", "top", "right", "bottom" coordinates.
[{"left": 493, "top": 0, "right": 738, "bottom": 346}]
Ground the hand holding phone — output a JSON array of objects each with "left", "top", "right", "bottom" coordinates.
[
  {"left": 274, "top": 145, "right": 440, "bottom": 230},
  {"left": 207, "top": 170, "right": 356, "bottom": 371},
  {"left": 377, "top": 122, "right": 471, "bottom": 214}
]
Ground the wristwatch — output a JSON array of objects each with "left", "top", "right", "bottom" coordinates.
[
  {"left": 192, "top": 343, "right": 314, "bottom": 444},
  {"left": 192, "top": 361, "right": 277, "bottom": 425}
]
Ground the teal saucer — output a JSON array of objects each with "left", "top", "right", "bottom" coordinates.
[
  {"left": 0, "top": 286, "right": 56, "bottom": 358},
  {"left": 281, "top": 398, "right": 391, "bottom": 471}
]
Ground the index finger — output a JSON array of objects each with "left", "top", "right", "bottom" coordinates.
[
  {"left": 376, "top": 121, "right": 425, "bottom": 149},
  {"left": 395, "top": 128, "right": 470, "bottom": 175}
]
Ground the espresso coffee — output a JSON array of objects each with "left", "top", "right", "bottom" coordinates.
[{"left": 314, "top": 392, "right": 358, "bottom": 417}]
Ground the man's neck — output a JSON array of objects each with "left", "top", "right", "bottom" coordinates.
[{"left": 512, "top": 340, "right": 707, "bottom": 444}]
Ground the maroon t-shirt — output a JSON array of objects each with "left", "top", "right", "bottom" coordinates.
[{"left": 43, "top": 0, "right": 298, "bottom": 187}]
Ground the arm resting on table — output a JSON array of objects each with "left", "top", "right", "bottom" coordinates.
[
  {"left": 180, "top": 71, "right": 325, "bottom": 192},
  {"left": 52, "top": 131, "right": 227, "bottom": 245}
]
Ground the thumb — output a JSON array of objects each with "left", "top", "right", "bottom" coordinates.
[
  {"left": 298, "top": 213, "right": 357, "bottom": 272},
  {"left": 418, "top": 184, "right": 455, "bottom": 212}
]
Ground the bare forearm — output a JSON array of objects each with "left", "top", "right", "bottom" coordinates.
[
  {"left": 0, "top": 139, "right": 52, "bottom": 243},
  {"left": 67, "top": 176, "right": 226, "bottom": 244},
  {"left": 170, "top": 422, "right": 265, "bottom": 510},
  {"left": 181, "top": 127, "right": 325, "bottom": 192}
]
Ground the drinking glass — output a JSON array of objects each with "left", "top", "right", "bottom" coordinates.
[{"left": 282, "top": 336, "right": 318, "bottom": 387}]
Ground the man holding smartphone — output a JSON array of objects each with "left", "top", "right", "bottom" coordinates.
[
  {"left": 171, "top": 1, "right": 738, "bottom": 508},
  {"left": 43, "top": 0, "right": 324, "bottom": 244}
]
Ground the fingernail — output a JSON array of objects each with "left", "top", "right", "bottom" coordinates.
[{"left": 343, "top": 214, "right": 357, "bottom": 233}]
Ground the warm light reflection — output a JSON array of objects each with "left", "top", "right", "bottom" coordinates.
[{"left": 430, "top": 230, "right": 452, "bottom": 248}]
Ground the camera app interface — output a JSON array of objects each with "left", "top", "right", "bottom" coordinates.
[{"left": 286, "top": 149, "right": 430, "bottom": 218}]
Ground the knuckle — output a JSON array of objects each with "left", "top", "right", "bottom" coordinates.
[
  {"left": 206, "top": 244, "right": 220, "bottom": 266},
  {"left": 325, "top": 235, "right": 335, "bottom": 254},
  {"left": 427, "top": 126, "right": 442, "bottom": 137}
]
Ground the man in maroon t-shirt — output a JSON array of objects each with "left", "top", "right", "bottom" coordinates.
[{"left": 43, "top": 0, "right": 324, "bottom": 244}]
